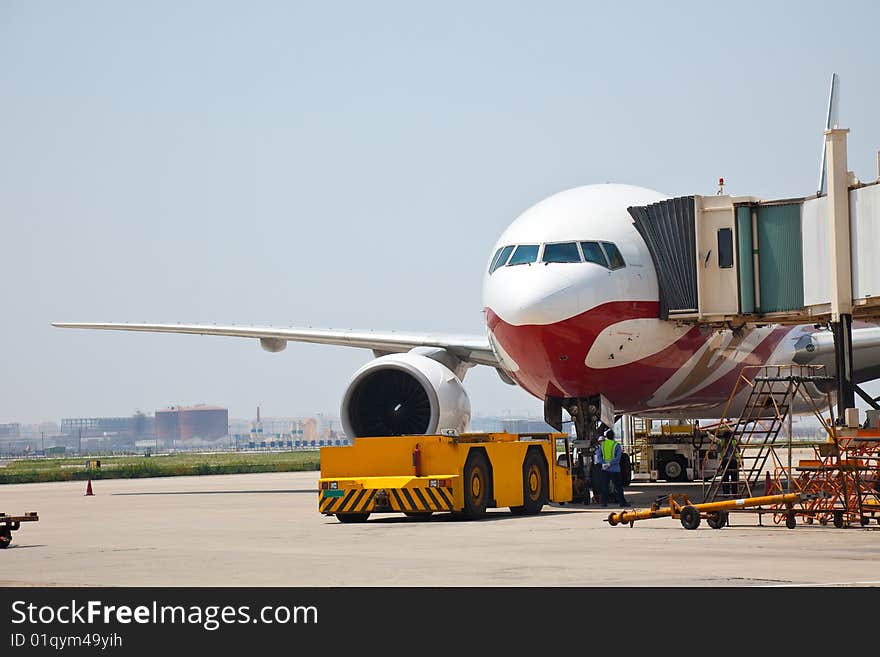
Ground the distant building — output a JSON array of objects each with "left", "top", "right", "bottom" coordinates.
[
  {"left": 155, "top": 406, "right": 228, "bottom": 444},
  {"left": 60, "top": 413, "right": 155, "bottom": 442},
  {"left": 0, "top": 423, "right": 21, "bottom": 438},
  {"left": 303, "top": 418, "right": 318, "bottom": 443}
]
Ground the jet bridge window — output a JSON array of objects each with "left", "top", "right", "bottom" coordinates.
[
  {"left": 489, "top": 245, "right": 515, "bottom": 274},
  {"left": 580, "top": 241, "right": 609, "bottom": 268},
  {"left": 600, "top": 242, "right": 626, "bottom": 270},
  {"left": 717, "top": 228, "right": 734, "bottom": 268},
  {"left": 542, "top": 242, "right": 582, "bottom": 263},
  {"left": 506, "top": 244, "right": 540, "bottom": 266}
]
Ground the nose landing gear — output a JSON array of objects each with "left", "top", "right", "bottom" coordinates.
[{"left": 545, "top": 395, "right": 610, "bottom": 504}]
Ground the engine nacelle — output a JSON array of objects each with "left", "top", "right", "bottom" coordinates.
[
  {"left": 260, "top": 337, "right": 287, "bottom": 353},
  {"left": 341, "top": 353, "right": 471, "bottom": 438}
]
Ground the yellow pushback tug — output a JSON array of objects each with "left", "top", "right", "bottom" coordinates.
[{"left": 318, "top": 432, "right": 573, "bottom": 522}]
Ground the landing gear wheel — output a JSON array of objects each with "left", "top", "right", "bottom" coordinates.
[
  {"left": 833, "top": 511, "right": 845, "bottom": 528},
  {"left": 403, "top": 512, "right": 433, "bottom": 520},
  {"left": 805, "top": 516, "right": 814, "bottom": 525},
  {"left": 336, "top": 513, "right": 370, "bottom": 523},
  {"left": 785, "top": 513, "right": 797, "bottom": 529},
  {"left": 680, "top": 505, "right": 701, "bottom": 530},
  {"left": 662, "top": 457, "right": 688, "bottom": 482},
  {"left": 0, "top": 527, "right": 11, "bottom": 549},
  {"left": 462, "top": 451, "right": 491, "bottom": 520},
  {"left": 510, "top": 450, "right": 548, "bottom": 516},
  {"left": 707, "top": 511, "right": 728, "bottom": 529}
]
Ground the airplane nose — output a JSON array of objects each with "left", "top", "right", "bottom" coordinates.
[{"left": 484, "top": 264, "right": 588, "bottom": 326}]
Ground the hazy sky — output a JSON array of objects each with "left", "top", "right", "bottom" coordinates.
[{"left": 2, "top": 1, "right": 880, "bottom": 425}]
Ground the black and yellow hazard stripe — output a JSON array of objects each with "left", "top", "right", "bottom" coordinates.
[
  {"left": 320, "top": 486, "right": 454, "bottom": 514},
  {"left": 319, "top": 489, "right": 376, "bottom": 515},
  {"left": 388, "top": 486, "right": 455, "bottom": 513},
  {"left": 426, "top": 486, "right": 455, "bottom": 512}
]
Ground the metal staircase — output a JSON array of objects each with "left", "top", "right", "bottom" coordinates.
[{"left": 704, "top": 365, "right": 835, "bottom": 502}]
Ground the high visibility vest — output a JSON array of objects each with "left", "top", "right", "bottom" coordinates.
[{"left": 601, "top": 439, "right": 618, "bottom": 463}]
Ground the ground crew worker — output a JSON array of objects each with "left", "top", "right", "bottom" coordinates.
[
  {"left": 719, "top": 430, "right": 739, "bottom": 496},
  {"left": 599, "top": 430, "right": 628, "bottom": 507}
]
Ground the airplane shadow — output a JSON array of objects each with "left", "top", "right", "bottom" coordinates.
[{"left": 112, "top": 489, "right": 317, "bottom": 496}]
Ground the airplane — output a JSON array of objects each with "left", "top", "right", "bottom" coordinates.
[
  {"left": 53, "top": 178, "right": 880, "bottom": 444},
  {"left": 54, "top": 76, "right": 880, "bottom": 446}
]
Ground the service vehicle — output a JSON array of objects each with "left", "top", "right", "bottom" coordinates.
[
  {"left": 629, "top": 419, "right": 720, "bottom": 482},
  {"left": 318, "top": 432, "right": 573, "bottom": 522}
]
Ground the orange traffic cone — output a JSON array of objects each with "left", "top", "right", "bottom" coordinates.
[{"left": 85, "top": 479, "right": 94, "bottom": 496}]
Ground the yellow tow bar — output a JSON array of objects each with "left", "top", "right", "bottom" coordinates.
[{"left": 605, "top": 492, "right": 809, "bottom": 530}]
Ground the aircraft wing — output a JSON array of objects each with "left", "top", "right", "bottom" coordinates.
[
  {"left": 51, "top": 322, "right": 501, "bottom": 368},
  {"left": 792, "top": 325, "right": 880, "bottom": 383}
]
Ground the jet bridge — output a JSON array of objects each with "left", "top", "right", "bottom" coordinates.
[{"left": 628, "top": 127, "right": 880, "bottom": 418}]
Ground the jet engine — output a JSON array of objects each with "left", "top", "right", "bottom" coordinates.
[{"left": 341, "top": 353, "right": 471, "bottom": 438}]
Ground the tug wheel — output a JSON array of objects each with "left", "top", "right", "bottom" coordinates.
[
  {"left": 462, "top": 451, "right": 492, "bottom": 520},
  {"left": 510, "top": 450, "right": 548, "bottom": 516},
  {"left": 336, "top": 513, "right": 370, "bottom": 523}
]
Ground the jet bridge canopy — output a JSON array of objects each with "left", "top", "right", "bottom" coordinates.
[{"left": 628, "top": 196, "right": 698, "bottom": 320}]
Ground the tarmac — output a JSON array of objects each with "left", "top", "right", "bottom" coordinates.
[{"left": 2, "top": 471, "right": 879, "bottom": 587}]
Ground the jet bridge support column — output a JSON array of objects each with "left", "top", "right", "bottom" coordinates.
[
  {"left": 832, "top": 315, "right": 856, "bottom": 419},
  {"left": 825, "top": 127, "right": 856, "bottom": 419}
]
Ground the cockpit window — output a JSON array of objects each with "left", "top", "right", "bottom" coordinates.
[
  {"left": 580, "top": 241, "right": 609, "bottom": 268},
  {"left": 601, "top": 242, "right": 626, "bottom": 269},
  {"left": 542, "top": 242, "right": 581, "bottom": 263},
  {"left": 489, "top": 245, "right": 515, "bottom": 274},
  {"left": 490, "top": 240, "right": 625, "bottom": 273},
  {"left": 489, "top": 247, "right": 504, "bottom": 269},
  {"left": 506, "top": 244, "right": 540, "bottom": 266}
]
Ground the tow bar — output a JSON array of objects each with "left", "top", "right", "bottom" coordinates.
[
  {"left": 605, "top": 492, "right": 818, "bottom": 530},
  {"left": 0, "top": 512, "right": 39, "bottom": 548}
]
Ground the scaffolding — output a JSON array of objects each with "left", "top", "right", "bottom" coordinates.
[
  {"left": 780, "top": 428, "right": 880, "bottom": 527},
  {"left": 701, "top": 363, "right": 880, "bottom": 528}
]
